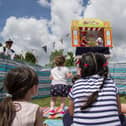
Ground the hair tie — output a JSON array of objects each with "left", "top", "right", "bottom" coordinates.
[
  {"left": 84, "top": 64, "right": 89, "bottom": 67},
  {"left": 103, "top": 61, "right": 108, "bottom": 67}
]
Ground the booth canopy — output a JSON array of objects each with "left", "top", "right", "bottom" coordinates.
[{"left": 72, "top": 18, "right": 111, "bottom": 28}]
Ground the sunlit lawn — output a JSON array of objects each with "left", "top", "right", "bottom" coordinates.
[
  {"left": 32, "top": 97, "right": 69, "bottom": 107},
  {"left": 120, "top": 95, "right": 126, "bottom": 104},
  {"left": 32, "top": 95, "right": 126, "bottom": 122},
  {"left": 32, "top": 95, "right": 126, "bottom": 107}
]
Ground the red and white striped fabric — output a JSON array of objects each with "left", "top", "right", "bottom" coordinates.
[{"left": 81, "top": 27, "right": 101, "bottom": 31}]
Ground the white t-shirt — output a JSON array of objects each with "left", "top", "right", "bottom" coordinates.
[
  {"left": 51, "top": 66, "right": 70, "bottom": 85},
  {"left": 0, "top": 46, "right": 15, "bottom": 60}
]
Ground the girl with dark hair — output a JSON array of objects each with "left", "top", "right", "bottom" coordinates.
[
  {"left": 63, "top": 52, "right": 121, "bottom": 126},
  {"left": 0, "top": 67, "right": 43, "bottom": 126}
]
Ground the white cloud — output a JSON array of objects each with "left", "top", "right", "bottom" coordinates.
[
  {"left": 1, "top": 0, "right": 126, "bottom": 65},
  {"left": 50, "top": 0, "right": 84, "bottom": 37},
  {"left": 50, "top": 0, "right": 85, "bottom": 54},
  {"left": 1, "top": 16, "right": 51, "bottom": 65},
  {"left": 38, "top": 0, "right": 50, "bottom": 7},
  {"left": 1, "top": 0, "right": 85, "bottom": 65}
]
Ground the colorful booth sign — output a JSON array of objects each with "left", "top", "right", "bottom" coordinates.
[{"left": 71, "top": 18, "right": 112, "bottom": 47}]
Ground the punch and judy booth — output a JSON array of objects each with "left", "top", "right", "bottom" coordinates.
[{"left": 71, "top": 18, "right": 112, "bottom": 56}]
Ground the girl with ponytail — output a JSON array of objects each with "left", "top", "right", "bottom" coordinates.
[
  {"left": 0, "top": 67, "right": 43, "bottom": 126},
  {"left": 64, "top": 52, "right": 121, "bottom": 126}
]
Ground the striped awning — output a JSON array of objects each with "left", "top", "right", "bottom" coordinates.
[{"left": 79, "top": 27, "right": 102, "bottom": 31}]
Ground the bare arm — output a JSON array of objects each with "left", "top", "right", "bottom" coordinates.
[
  {"left": 68, "top": 98, "right": 74, "bottom": 117},
  {"left": 116, "top": 94, "right": 121, "bottom": 113},
  {"left": 35, "top": 107, "right": 43, "bottom": 126},
  {"left": 49, "top": 75, "right": 53, "bottom": 80},
  {"left": 121, "top": 104, "right": 126, "bottom": 113},
  {"left": 66, "top": 72, "right": 73, "bottom": 79}
]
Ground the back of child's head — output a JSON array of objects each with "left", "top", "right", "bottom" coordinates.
[
  {"left": 54, "top": 55, "right": 65, "bottom": 66},
  {"left": 5, "top": 66, "right": 38, "bottom": 100},
  {"left": 79, "top": 52, "right": 108, "bottom": 78},
  {"left": 0, "top": 66, "right": 38, "bottom": 126},
  {"left": 79, "top": 52, "right": 109, "bottom": 110}
]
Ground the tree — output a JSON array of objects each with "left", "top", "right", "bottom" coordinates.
[
  {"left": 25, "top": 52, "right": 37, "bottom": 64},
  {"left": 65, "top": 51, "right": 75, "bottom": 66},
  {"left": 14, "top": 52, "right": 37, "bottom": 64},
  {"left": 49, "top": 49, "right": 75, "bottom": 67}
]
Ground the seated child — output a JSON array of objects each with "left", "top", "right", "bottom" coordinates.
[
  {"left": 63, "top": 52, "right": 121, "bottom": 126},
  {"left": 0, "top": 66, "right": 43, "bottom": 126}
]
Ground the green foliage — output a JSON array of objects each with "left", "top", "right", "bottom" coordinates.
[
  {"left": 25, "top": 52, "right": 37, "bottom": 64},
  {"left": 65, "top": 51, "right": 75, "bottom": 66},
  {"left": 14, "top": 52, "right": 37, "bottom": 65},
  {"left": 14, "top": 54, "right": 24, "bottom": 61},
  {"left": 49, "top": 49, "right": 75, "bottom": 67}
]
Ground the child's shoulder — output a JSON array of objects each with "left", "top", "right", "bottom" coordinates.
[
  {"left": 51, "top": 67, "right": 57, "bottom": 71},
  {"left": 13, "top": 101, "right": 39, "bottom": 110}
]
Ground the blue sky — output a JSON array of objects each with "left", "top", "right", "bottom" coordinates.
[
  {"left": 0, "top": 0, "right": 88, "bottom": 31},
  {"left": 0, "top": 0, "right": 125, "bottom": 65},
  {"left": 0, "top": 0, "right": 51, "bottom": 31}
]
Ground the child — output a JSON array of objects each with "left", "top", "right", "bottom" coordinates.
[
  {"left": 0, "top": 67, "right": 43, "bottom": 126},
  {"left": 64, "top": 52, "right": 121, "bottom": 126},
  {"left": 0, "top": 39, "right": 15, "bottom": 60},
  {"left": 49, "top": 55, "right": 72, "bottom": 115}
]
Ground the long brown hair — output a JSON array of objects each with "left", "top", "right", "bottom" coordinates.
[
  {"left": 79, "top": 52, "right": 108, "bottom": 110},
  {"left": 0, "top": 67, "right": 38, "bottom": 126}
]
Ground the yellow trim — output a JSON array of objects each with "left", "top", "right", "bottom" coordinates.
[{"left": 71, "top": 18, "right": 111, "bottom": 28}]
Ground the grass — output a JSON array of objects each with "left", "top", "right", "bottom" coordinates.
[
  {"left": 32, "top": 95, "right": 126, "bottom": 107},
  {"left": 32, "top": 97, "right": 70, "bottom": 121},
  {"left": 120, "top": 95, "right": 126, "bottom": 103},
  {"left": 32, "top": 97, "right": 70, "bottom": 107},
  {"left": 32, "top": 97, "right": 51, "bottom": 107},
  {"left": 32, "top": 95, "right": 126, "bottom": 122}
]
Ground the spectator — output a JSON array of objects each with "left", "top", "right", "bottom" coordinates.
[
  {"left": 0, "top": 39, "right": 15, "bottom": 60},
  {"left": 0, "top": 67, "right": 43, "bottom": 126},
  {"left": 63, "top": 52, "right": 121, "bottom": 126}
]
